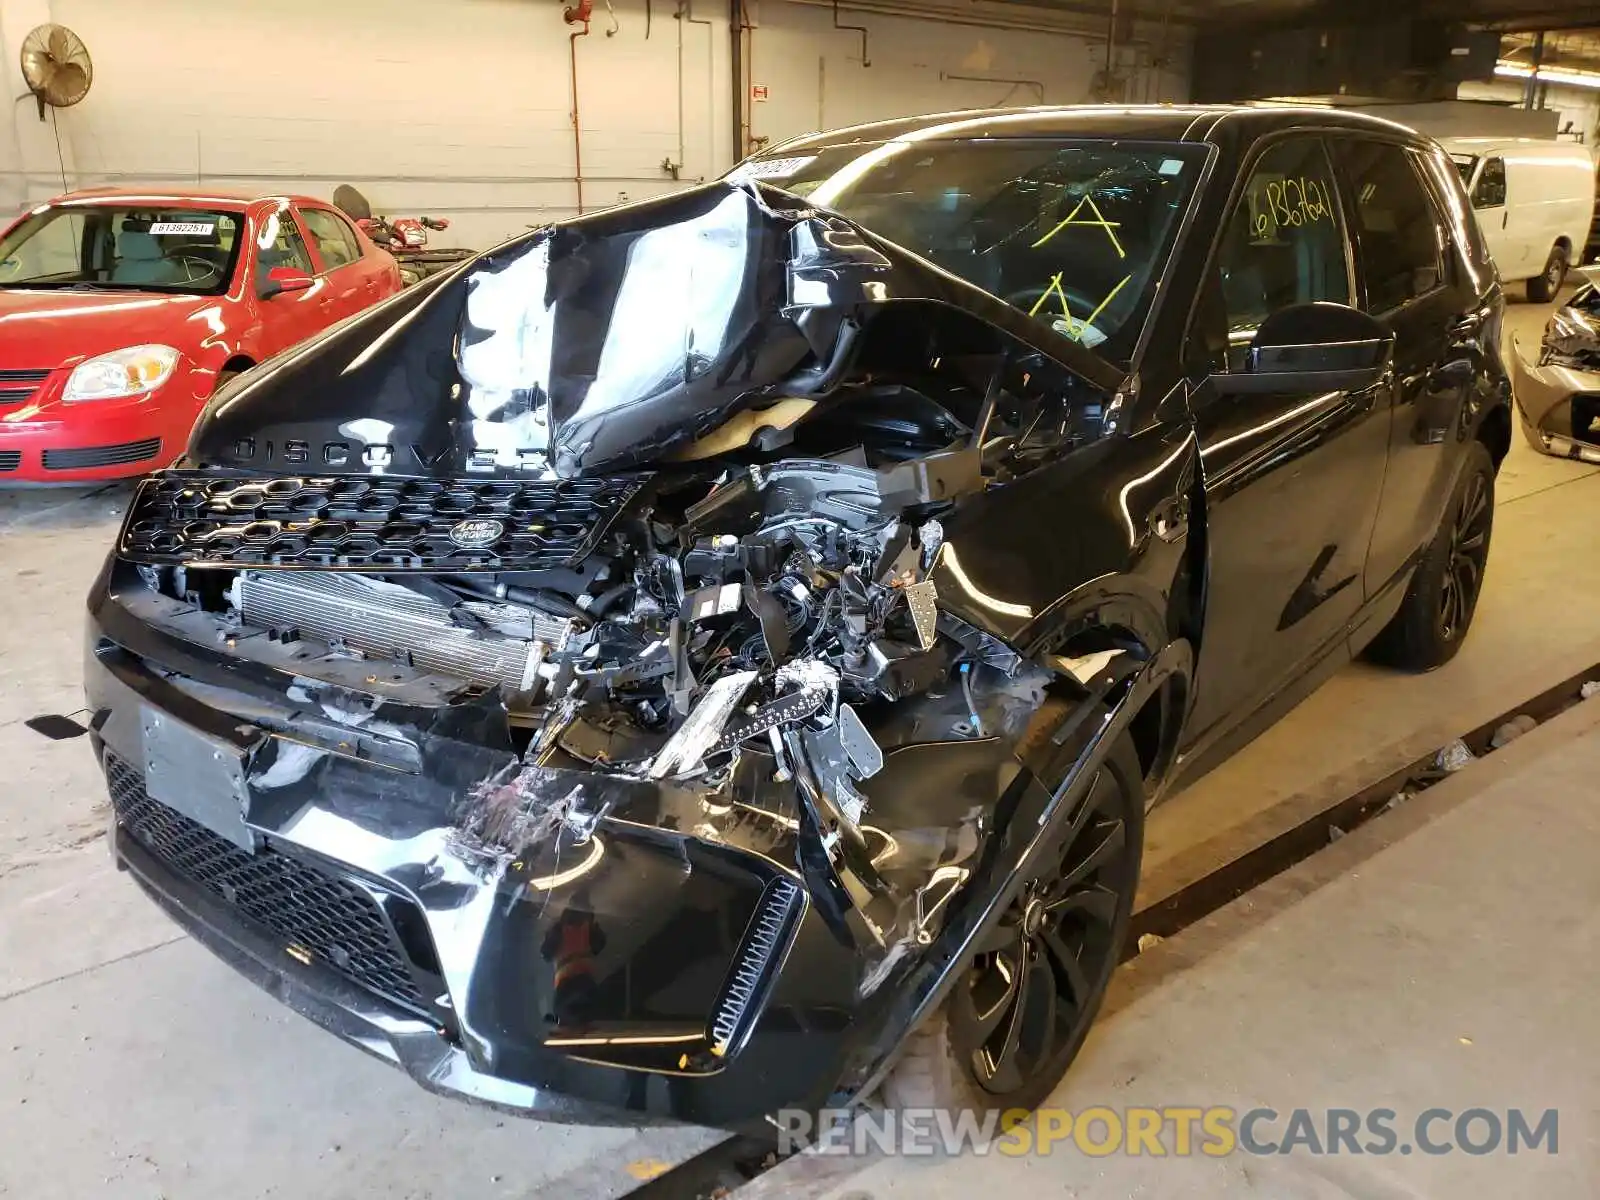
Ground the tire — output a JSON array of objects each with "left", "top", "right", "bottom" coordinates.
[
  {"left": 1527, "top": 245, "right": 1567, "bottom": 303},
  {"left": 213, "top": 368, "right": 242, "bottom": 395},
  {"left": 880, "top": 698, "right": 1145, "bottom": 1119},
  {"left": 1367, "top": 441, "right": 1494, "bottom": 671}
]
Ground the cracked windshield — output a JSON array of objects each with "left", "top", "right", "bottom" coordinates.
[{"left": 733, "top": 137, "right": 1206, "bottom": 361}]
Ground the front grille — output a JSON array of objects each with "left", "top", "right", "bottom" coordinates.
[
  {"left": 117, "top": 471, "right": 645, "bottom": 571},
  {"left": 43, "top": 437, "right": 163, "bottom": 470},
  {"left": 0, "top": 451, "right": 19, "bottom": 472},
  {"left": 0, "top": 368, "right": 51, "bottom": 406},
  {"left": 709, "top": 878, "right": 803, "bottom": 1055},
  {"left": 106, "top": 752, "right": 428, "bottom": 1014}
]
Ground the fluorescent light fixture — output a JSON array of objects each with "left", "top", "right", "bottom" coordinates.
[{"left": 1495, "top": 60, "right": 1600, "bottom": 90}]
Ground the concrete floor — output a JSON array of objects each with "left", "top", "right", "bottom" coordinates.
[{"left": 0, "top": 297, "right": 1592, "bottom": 1197}]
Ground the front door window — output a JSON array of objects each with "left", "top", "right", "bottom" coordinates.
[{"left": 1214, "top": 137, "right": 1353, "bottom": 370}]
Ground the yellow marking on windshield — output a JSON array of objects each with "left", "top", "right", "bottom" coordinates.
[
  {"left": 1028, "top": 271, "right": 1082, "bottom": 337},
  {"left": 1031, "top": 192, "right": 1126, "bottom": 259},
  {"left": 1027, "top": 271, "right": 1134, "bottom": 343},
  {"left": 1078, "top": 272, "right": 1133, "bottom": 333},
  {"left": 1028, "top": 272, "right": 1063, "bottom": 317}
]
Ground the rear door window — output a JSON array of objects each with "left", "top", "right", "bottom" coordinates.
[
  {"left": 258, "top": 207, "right": 314, "bottom": 274},
  {"left": 300, "top": 208, "right": 361, "bottom": 269},
  {"left": 1328, "top": 139, "right": 1446, "bottom": 314}
]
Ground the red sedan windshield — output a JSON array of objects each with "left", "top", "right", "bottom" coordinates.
[{"left": 0, "top": 204, "right": 245, "bottom": 295}]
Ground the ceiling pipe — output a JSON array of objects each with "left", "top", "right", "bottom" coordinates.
[
  {"left": 1524, "top": 29, "right": 1545, "bottom": 110},
  {"left": 940, "top": 71, "right": 1045, "bottom": 104},
  {"left": 779, "top": 0, "right": 1155, "bottom": 41},
  {"left": 731, "top": 0, "right": 752, "bottom": 162},
  {"left": 564, "top": 0, "right": 594, "bottom": 214},
  {"left": 833, "top": 0, "right": 871, "bottom": 66},
  {"left": 1104, "top": 0, "right": 1119, "bottom": 91},
  {"left": 674, "top": 1, "right": 716, "bottom": 179}
]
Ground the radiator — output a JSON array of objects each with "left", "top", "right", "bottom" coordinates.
[{"left": 234, "top": 571, "right": 570, "bottom": 693}]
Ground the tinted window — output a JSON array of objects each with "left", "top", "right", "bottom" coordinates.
[
  {"left": 1329, "top": 140, "right": 1444, "bottom": 314},
  {"left": 301, "top": 208, "right": 360, "bottom": 268},
  {"left": 1214, "top": 137, "right": 1351, "bottom": 370},
  {"left": 728, "top": 139, "right": 1207, "bottom": 363},
  {"left": 259, "top": 208, "right": 314, "bottom": 274},
  {"left": 1472, "top": 157, "right": 1506, "bottom": 209}
]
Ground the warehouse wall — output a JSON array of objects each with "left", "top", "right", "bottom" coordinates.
[
  {"left": 0, "top": 0, "right": 1188, "bottom": 249},
  {"left": 743, "top": 1, "right": 1188, "bottom": 155},
  {"left": 1458, "top": 79, "right": 1600, "bottom": 146}
]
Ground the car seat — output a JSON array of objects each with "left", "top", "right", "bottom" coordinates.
[{"left": 112, "top": 231, "right": 185, "bottom": 285}]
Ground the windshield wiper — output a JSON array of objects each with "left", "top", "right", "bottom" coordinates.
[{"left": 0, "top": 279, "right": 112, "bottom": 290}]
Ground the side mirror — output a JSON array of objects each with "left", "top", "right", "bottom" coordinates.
[
  {"left": 1211, "top": 302, "right": 1395, "bottom": 396},
  {"left": 258, "top": 265, "right": 314, "bottom": 300}
]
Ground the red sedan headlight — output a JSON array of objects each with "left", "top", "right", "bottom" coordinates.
[{"left": 64, "top": 344, "right": 180, "bottom": 403}]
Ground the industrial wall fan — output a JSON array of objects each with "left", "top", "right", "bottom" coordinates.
[{"left": 19, "top": 23, "right": 93, "bottom": 120}]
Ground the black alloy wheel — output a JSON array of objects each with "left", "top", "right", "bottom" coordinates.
[
  {"left": 880, "top": 717, "right": 1145, "bottom": 1120},
  {"left": 1440, "top": 464, "right": 1491, "bottom": 642},
  {"left": 948, "top": 764, "right": 1135, "bottom": 1100},
  {"left": 1366, "top": 440, "right": 1495, "bottom": 671}
]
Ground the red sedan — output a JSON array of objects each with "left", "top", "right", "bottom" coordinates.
[{"left": 0, "top": 187, "right": 404, "bottom": 483}]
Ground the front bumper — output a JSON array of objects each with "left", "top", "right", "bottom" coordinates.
[
  {"left": 87, "top": 567, "right": 873, "bottom": 1130},
  {"left": 1509, "top": 334, "right": 1600, "bottom": 463},
  {"left": 115, "top": 820, "right": 643, "bottom": 1124},
  {"left": 0, "top": 369, "right": 206, "bottom": 484}
]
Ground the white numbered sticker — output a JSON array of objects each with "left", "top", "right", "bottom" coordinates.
[
  {"left": 149, "top": 221, "right": 216, "bottom": 236},
  {"left": 726, "top": 155, "right": 818, "bottom": 184}
]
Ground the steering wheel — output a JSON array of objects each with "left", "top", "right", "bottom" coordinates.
[{"left": 168, "top": 254, "right": 222, "bottom": 286}]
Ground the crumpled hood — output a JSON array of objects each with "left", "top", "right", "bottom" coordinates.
[
  {"left": 1546, "top": 296, "right": 1600, "bottom": 367},
  {"left": 188, "top": 181, "right": 1122, "bottom": 479},
  {"left": 0, "top": 288, "right": 219, "bottom": 368}
]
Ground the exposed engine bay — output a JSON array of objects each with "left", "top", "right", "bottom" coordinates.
[{"left": 135, "top": 453, "right": 1058, "bottom": 849}]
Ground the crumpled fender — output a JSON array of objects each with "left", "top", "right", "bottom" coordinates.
[{"left": 840, "top": 635, "right": 1192, "bottom": 1100}]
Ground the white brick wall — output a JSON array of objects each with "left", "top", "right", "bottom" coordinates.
[{"left": 0, "top": 0, "right": 1189, "bottom": 249}]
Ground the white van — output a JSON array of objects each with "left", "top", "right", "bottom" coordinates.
[{"left": 1439, "top": 137, "right": 1597, "bottom": 301}]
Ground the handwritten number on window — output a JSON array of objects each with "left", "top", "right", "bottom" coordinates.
[{"left": 1253, "top": 176, "right": 1332, "bottom": 238}]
